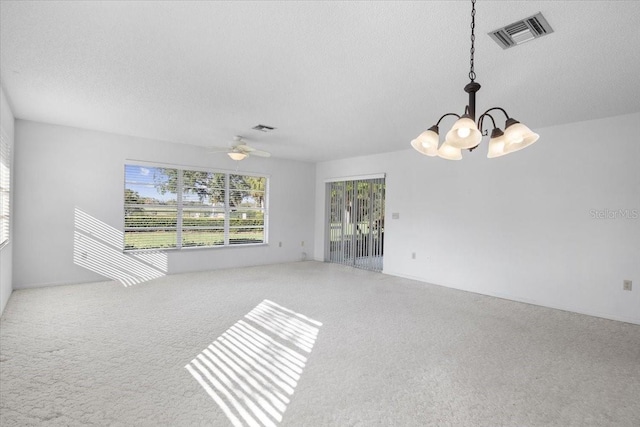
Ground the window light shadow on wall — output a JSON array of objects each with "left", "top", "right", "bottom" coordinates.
[
  {"left": 73, "top": 207, "right": 167, "bottom": 287},
  {"left": 186, "top": 300, "right": 322, "bottom": 427}
]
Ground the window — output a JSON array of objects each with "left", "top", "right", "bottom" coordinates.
[
  {"left": 0, "top": 129, "right": 10, "bottom": 247},
  {"left": 124, "top": 164, "right": 267, "bottom": 251}
]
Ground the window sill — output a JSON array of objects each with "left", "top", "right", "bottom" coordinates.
[{"left": 123, "top": 242, "right": 269, "bottom": 254}]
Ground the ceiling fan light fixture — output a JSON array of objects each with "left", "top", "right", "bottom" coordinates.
[
  {"left": 228, "top": 152, "right": 247, "bottom": 161},
  {"left": 208, "top": 136, "right": 271, "bottom": 160}
]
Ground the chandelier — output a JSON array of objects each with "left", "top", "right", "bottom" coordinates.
[{"left": 411, "top": 0, "right": 539, "bottom": 160}]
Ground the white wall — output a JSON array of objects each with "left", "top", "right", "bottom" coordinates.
[
  {"left": 314, "top": 112, "right": 640, "bottom": 324},
  {"left": 13, "top": 120, "right": 315, "bottom": 288},
  {"left": 0, "top": 86, "right": 15, "bottom": 315}
]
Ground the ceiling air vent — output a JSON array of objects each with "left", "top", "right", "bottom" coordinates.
[
  {"left": 252, "top": 124, "right": 276, "bottom": 132},
  {"left": 489, "top": 12, "right": 553, "bottom": 49}
]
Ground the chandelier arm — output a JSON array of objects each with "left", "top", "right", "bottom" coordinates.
[
  {"left": 478, "top": 113, "right": 497, "bottom": 136},
  {"left": 480, "top": 107, "right": 511, "bottom": 121},
  {"left": 435, "top": 112, "right": 461, "bottom": 127}
]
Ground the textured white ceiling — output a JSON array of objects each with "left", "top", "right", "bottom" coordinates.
[{"left": 1, "top": 1, "right": 639, "bottom": 162}]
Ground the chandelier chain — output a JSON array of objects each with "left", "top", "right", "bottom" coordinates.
[{"left": 469, "top": 0, "right": 476, "bottom": 81}]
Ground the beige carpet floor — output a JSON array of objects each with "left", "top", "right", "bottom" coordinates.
[{"left": 1, "top": 261, "right": 639, "bottom": 426}]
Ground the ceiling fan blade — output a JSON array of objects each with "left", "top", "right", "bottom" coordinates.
[
  {"left": 207, "top": 145, "right": 232, "bottom": 153},
  {"left": 208, "top": 150, "right": 231, "bottom": 154},
  {"left": 249, "top": 149, "right": 271, "bottom": 158},
  {"left": 235, "top": 143, "right": 255, "bottom": 153}
]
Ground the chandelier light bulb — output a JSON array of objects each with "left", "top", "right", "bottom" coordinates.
[{"left": 457, "top": 127, "right": 471, "bottom": 138}]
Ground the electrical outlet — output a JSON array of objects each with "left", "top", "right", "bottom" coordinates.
[
  {"left": 278, "top": 241, "right": 282, "bottom": 247},
  {"left": 623, "top": 280, "right": 632, "bottom": 291},
  {"left": 411, "top": 252, "right": 416, "bottom": 259}
]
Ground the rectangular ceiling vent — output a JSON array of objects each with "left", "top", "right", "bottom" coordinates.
[
  {"left": 489, "top": 12, "right": 553, "bottom": 49},
  {"left": 252, "top": 124, "right": 276, "bottom": 132}
]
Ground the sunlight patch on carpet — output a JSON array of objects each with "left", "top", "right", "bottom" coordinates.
[{"left": 186, "top": 299, "right": 322, "bottom": 427}]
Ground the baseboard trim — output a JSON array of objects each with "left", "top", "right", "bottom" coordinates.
[
  {"left": 384, "top": 270, "right": 640, "bottom": 326},
  {"left": 13, "top": 277, "right": 112, "bottom": 290}
]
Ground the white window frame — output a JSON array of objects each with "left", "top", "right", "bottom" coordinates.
[
  {"left": 124, "top": 161, "right": 269, "bottom": 252},
  {"left": 0, "top": 128, "right": 10, "bottom": 249}
]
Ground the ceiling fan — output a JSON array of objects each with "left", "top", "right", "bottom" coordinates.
[{"left": 209, "top": 136, "right": 271, "bottom": 161}]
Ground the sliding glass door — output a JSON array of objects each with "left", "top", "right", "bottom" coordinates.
[{"left": 325, "top": 176, "right": 385, "bottom": 272}]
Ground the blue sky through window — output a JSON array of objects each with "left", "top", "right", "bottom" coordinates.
[{"left": 125, "top": 165, "right": 176, "bottom": 203}]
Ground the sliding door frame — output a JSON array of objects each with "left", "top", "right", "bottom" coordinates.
[{"left": 324, "top": 174, "right": 385, "bottom": 272}]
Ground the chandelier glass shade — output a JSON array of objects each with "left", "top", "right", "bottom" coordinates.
[
  {"left": 445, "top": 115, "right": 482, "bottom": 149},
  {"left": 503, "top": 119, "right": 539, "bottom": 153},
  {"left": 486, "top": 128, "right": 507, "bottom": 158},
  {"left": 411, "top": 0, "right": 539, "bottom": 160},
  {"left": 410, "top": 126, "right": 440, "bottom": 156},
  {"left": 438, "top": 142, "right": 463, "bottom": 161}
]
